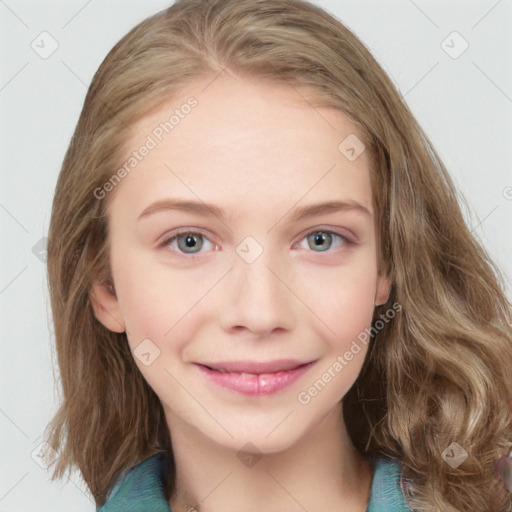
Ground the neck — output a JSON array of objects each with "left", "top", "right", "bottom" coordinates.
[{"left": 165, "top": 405, "right": 372, "bottom": 512}]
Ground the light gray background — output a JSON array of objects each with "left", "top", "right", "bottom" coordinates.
[{"left": 1, "top": 1, "right": 511, "bottom": 510}]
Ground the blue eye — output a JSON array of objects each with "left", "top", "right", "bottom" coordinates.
[
  {"left": 161, "top": 229, "right": 353, "bottom": 256},
  {"left": 164, "top": 231, "right": 214, "bottom": 254},
  {"left": 299, "top": 230, "right": 348, "bottom": 252}
]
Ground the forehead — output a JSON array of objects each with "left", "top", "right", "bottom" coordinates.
[{"left": 108, "top": 74, "right": 374, "bottom": 219}]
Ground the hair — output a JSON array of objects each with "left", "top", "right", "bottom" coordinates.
[{"left": 44, "top": 0, "right": 512, "bottom": 510}]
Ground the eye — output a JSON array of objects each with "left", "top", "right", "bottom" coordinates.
[
  {"left": 295, "top": 230, "right": 353, "bottom": 252},
  {"left": 161, "top": 230, "right": 216, "bottom": 254},
  {"left": 159, "top": 228, "right": 355, "bottom": 256}
]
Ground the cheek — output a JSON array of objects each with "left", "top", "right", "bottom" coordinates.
[
  {"left": 112, "top": 252, "right": 186, "bottom": 349},
  {"left": 301, "top": 258, "right": 379, "bottom": 350},
  {"left": 112, "top": 249, "right": 213, "bottom": 358},
  {"left": 112, "top": 259, "right": 202, "bottom": 395},
  {"left": 293, "top": 286, "right": 377, "bottom": 411},
  {"left": 294, "top": 267, "right": 378, "bottom": 405}
]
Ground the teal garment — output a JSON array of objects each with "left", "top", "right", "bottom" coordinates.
[{"left": 97, "top": 452, "right": 412, "bottom": 511}]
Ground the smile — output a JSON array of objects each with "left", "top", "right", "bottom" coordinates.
[{"left": 195, "top": 359, "right": 316, "bottom": 395}]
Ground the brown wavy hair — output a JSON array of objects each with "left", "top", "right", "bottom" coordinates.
[{"left": 44, "top": 0, "right": 512, "bottom": 510}]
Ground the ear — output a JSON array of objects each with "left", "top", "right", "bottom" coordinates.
[
  {"left": 90, "top": 278, "right": 126, "bottom": 333},
  {"left": 374, "top": 273, "right": 391, "bottom": 307}
]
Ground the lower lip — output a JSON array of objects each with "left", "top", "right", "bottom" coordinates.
[{"left": 196, "top": 362, "right": 315, "bottom": 396}]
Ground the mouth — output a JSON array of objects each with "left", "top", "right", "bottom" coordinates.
[{"left": 195, "top": 359, "right": 316, "bottom": 396}]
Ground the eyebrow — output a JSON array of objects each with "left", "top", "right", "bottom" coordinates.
[{"left": 137, "top": 198, "right": 371, "bottom": 223}]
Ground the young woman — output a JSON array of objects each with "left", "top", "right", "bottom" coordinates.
[{"left": 44, "top": 0, "right": 512, "bottom": 510}]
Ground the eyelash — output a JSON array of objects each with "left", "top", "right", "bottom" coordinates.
[{"left": 159, "top": 227, "right": 357, "bottom": 256}]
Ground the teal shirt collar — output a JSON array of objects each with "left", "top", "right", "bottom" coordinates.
[{"left": 98, "top": 453, "right": 411, "bottom": 511}]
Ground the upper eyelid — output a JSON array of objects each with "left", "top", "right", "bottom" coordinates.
[
  {"left": 294, "top": 225, "right": 356, "bottom": 243},
  {"left": 160, "top": 228, "right": 215, "bottom": 245}
]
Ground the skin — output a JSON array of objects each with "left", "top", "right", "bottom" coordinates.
[{"left": 91, "top": 71, "right": 390, "bottom": 512}]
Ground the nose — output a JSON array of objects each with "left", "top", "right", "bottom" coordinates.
[{"left": 219, "top": 246, "right": 296, "bottom": 337}]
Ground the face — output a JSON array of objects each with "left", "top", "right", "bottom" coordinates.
[{"left": 91, "top": 72, "right": 390, "bottom": 454}]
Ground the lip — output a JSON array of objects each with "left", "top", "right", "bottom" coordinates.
[
  {"left": 195, "top": 359, "right": 316, "bottom": 395},
  {"left": 200, "top": 359, "right": 310, "bottom": 374}
]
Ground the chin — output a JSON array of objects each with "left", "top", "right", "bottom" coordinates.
[{"left": 203, "top": 411, "right": 318, "bottom": 455}]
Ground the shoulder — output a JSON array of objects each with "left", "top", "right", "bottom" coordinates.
[
  {"left": 97, "top": 452, "right": 171, "bottom": 512},
  {"left": 367, "top": 455, "right": 413, "bottom": 512}
]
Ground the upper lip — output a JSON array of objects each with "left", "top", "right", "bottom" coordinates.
[{"left": 197, "top": 359, "right": 313, "bottom": 374}]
